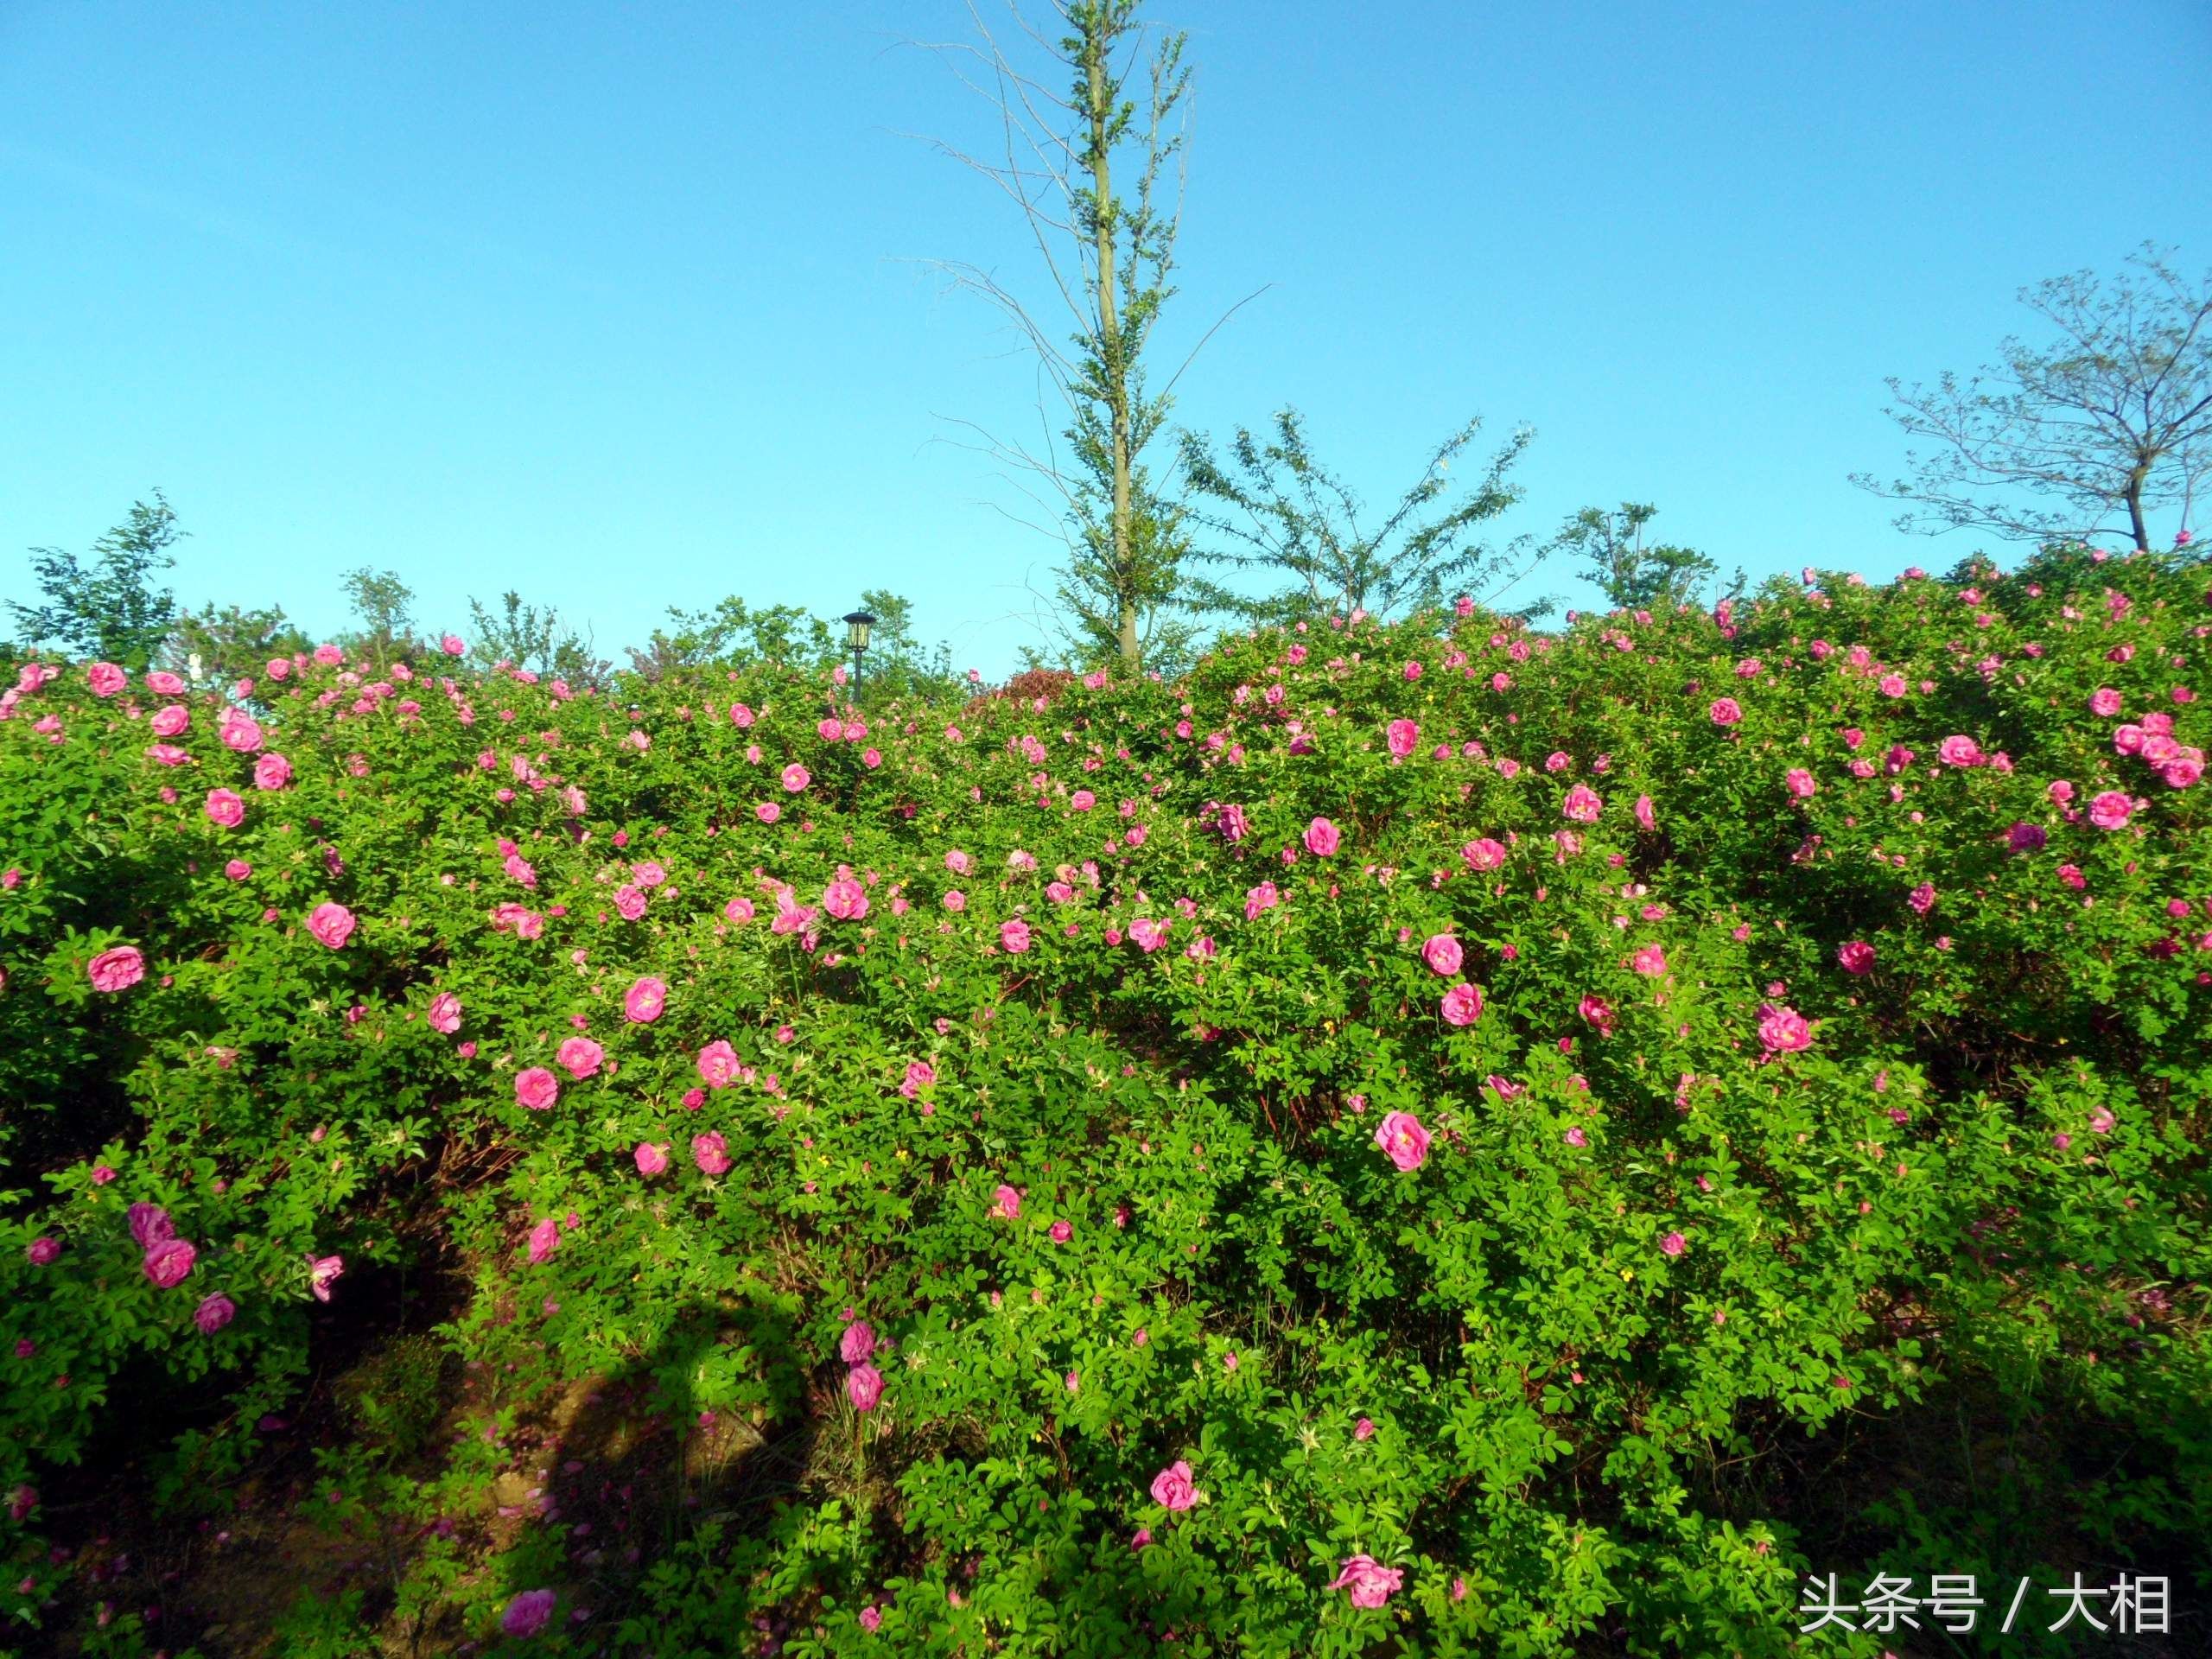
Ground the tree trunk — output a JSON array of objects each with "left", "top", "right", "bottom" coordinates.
[
  {"left": 1087, "top": 41, "right": 1139, "bottom": 671},
  {"left": 2127, "top": 461, "right": 2152, "bottom": 551}
]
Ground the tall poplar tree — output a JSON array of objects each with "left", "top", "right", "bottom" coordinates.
[{"left": 918, "top": 2, "right": 1259, "bottom": 671}]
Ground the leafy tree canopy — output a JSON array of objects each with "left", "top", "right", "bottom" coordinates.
[{"left": 9, "top": 493, "right": 182, "bottom": 671}]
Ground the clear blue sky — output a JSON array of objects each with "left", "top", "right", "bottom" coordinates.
[{"left": 3, "top": 1, "right": 2207, "bottom": 673}]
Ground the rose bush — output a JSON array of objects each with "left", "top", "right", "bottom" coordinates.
[{"left": 0, "top": 542, "right": 2208, "bottom": 1656}]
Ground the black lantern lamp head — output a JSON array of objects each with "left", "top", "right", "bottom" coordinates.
[{"left": 842, "top": 608, "right": 876, "bottom": 694}]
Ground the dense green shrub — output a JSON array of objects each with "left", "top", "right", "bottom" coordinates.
[{"left": 2, "top": 547, "right": 2208, "bottom": 1656}]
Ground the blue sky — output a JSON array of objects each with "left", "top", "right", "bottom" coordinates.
[{"left": 3, "top": 0, "right": 2207, "bottom": 673}]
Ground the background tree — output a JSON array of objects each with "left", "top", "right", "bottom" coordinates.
[
  {"left": 1552, "top": 502, "right": 1720, "bottom": 611},
  {"left": 623, "top": 589, "right": 957, "bottom": 700},
  {"left": 1852, "top": 243, "right": 2211, "bottom": 551},
  {"left": 1174, "top": 408, "right": 1555, "bottom": 626},
  {"left": 465, "top": 591, "right": 612, "bottom": 686},
  {"left": 8, "top": 493, "right": 182, "bottom": 668},
  {"left": 161, "top": 602, "right": 311, "bottom": 686},
  {"left": 917, "top": 0, "right": 1259, "bottom": 672},
  {"left": 625, "top": 595, "right": 834, "bottom": 681},
  {"left": 842, "top": 588, "right": 963, "bottom": 701},
  {"left": 339, "top": 567, "right": 423, "bottom": 668}
]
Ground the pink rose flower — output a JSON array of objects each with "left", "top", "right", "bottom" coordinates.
[
  {"left": 993, "top": 1183, "right": 1022, "bottom": 1219},
  {"left": 1000, "top": 918, "right": 1033, "bottom": 954},
  {"left": 1440, "top": 982, "right": 1483, "bottom": 1027},
  {"left": 556, "top": 1037, "right": 603, "bottom": 1079},
  {"left": 305, "top": 1256, "right": 342, "bottom": 1309},
  {"left": 308, "top": 902, "right": 355, "bottom": 949},
  {"left": 502, "top": 1589, "right": 557, "bottom": 1637},
  {"left": 1421, "top": 934, "right": 1463, "bottom": 976},
  {"left": 1149, "top": 1460, "right": 1196, "bottom": 1510},
  {"left": 697, "top": 1039, "right": 739, "bottom": 1088},
  {"left": 253, "top": 753, "right": 292, "bottom": 790},
  {"left": 1373, "top": 1110, "right": 1430, "bottom": 1172},
  {"left": 428, "top": 991, "right": 462, "bottom": 1033},
  {"left": 634, "top": 1141, "right": 670, "bottom": 1176},
  {"left": 150, "top": 704, "right": 188, "bottom": 736},
  {"left": 1327, "top": 1554, "right": 1403, "bottom": 1609},
  {"left": 1304, "top": 817, "right": 1340, "bottom": 856},
  {"left": 87, "top": 662, "right": 127, "bottom": 697},
  {"left": 219, "top": 712, "right": 263, "bottom": 753},
  {"left": 1634, "top": 794, "right": 1656, "bottom": 831},
  {"left": 1660, "top": 1230, "right": 1687, "bottom": 1257},
  {"left": 692, "top": 1131, "right": 731, "bottom": 1175},
  {"left": 143, "top": 1236, "right": 197, "bottom": 1287},
  {"left": 88, "top": 945, "right": 146, "bottom": 992},
  {"left": 525, "top": 1220, "right": 559, "bottom": 1264},
  {"left": 205, "top": 788, "right": 245, "bottom": 827},
  {"left": 782, "top": 763, "right": 810, "bottom": 792},
  {"left": 194, "top": 1293, "right": 236, "bottom": 1333},
  {"left": 1709, "top": 697, "right": 1742, "bottom": 725},
  {"left": 1837, "top": 940, "right": 1876, "bottom": 974},
  {"left": 823, "top": 877, "right": 868, "bottom": 920},
  {"left": 624, "top": 976, "right": 668, "bottom": 1022},
  {"left": 2088, "top": 790, "right": 2134, "bottom": 830},
  {"left": 1386, "top": 718, "right": 1420, "bottom": 759},
  {"left": 1561, "top": 783, "right": 1603, "bottom": 822},
  {"left": 1631, "top": 944, "right": 1667, "bottom": 976},
  {"left": 1461, "top": 836, "right": 1506, "bottom": 870},
  {"left": 130, "top": 1202, "right": 175, "bottom": 1247},
  {"left": 26, "top": 1236, "right": 61, "bottom": 1266},
  {"left": 841, "top": 1320, "right": 877, "bottom": 1363},
  {"left": 1757, "top": 1002, "right": 1811, "bottom": 1053},
  {"left": 514, "top": 1067, "right": 559, "bottom": 1110},
  {"left": 846, "top": 1362, "right": 884, "bottom": 1411}
]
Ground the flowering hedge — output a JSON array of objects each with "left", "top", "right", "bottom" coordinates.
[{"left": 2, "top": 545, "right": 2209, "bottom": 1656}]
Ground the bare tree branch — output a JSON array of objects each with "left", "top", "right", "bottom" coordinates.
[{"left": 1856, "top": 243, "right": 2212, "bottom": 550}]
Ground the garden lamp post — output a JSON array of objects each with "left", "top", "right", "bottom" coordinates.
[{"left": 842, "top": 608, "right": 875, "bottom": 695}]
